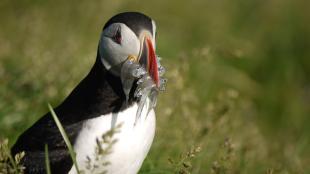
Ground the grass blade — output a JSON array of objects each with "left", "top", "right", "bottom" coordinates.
[
  {"left": 45, "top": 144, "right": 51, "bottom": 174},
  {"left": 1, "top": 139, "right": 20, "bottom": 173},
  {"left": 48, "top": 103, "right": 80, "bottom": 174}
]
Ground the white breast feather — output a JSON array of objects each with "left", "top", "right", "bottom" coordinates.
[{"left": 68, "top": 99, "right": 156, "bottom": 174}]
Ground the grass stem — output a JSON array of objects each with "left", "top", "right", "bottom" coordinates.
[
  {"left": 48, "top": 103, "right": 81, "bottom": 174},
  {"left": 45, "top": 144, "right": 51, "bottom": 174}
]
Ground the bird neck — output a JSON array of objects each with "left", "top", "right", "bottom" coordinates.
[{"left": 56, "top": 53, "right": 135, "bottom": 122}]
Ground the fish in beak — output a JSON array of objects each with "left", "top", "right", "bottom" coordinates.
[
  {"left": 120, "top": 31, "right": 166, "bottom": 122},
  {"left": 121, "top": 31, "right": 166, "bottom": 105}
]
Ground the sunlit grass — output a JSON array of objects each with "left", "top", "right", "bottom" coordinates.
[
  {"left": 0, "top": 139, "right": 24, "bottom": 174},
  {"left": 0, "top": 0, "right": 310, "bottom": 173}
]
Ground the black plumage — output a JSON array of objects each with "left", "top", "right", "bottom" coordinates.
[
  {"left": 11, "top": 11, "right": 154, "bottom": 174},
  {"left": 103, "top": 12, "right": 153, "bottom": 37},
  {"left": 11, "top": 53, "right": 133, "bottom": 173}
]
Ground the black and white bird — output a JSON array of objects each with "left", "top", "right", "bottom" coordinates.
[{"left": 12, "top": 12, "right": 165, "bottom": 174}]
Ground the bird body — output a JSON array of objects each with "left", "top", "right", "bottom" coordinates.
[
  {"left": 69, "top": 102, "right": 155, "bottom": 174},
  {"left": 11, "top": 12, "right": 166, "bottom": 174}
]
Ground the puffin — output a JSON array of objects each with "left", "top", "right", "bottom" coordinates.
[{"left": 11, "top": 12, "right": 165, "bottom": 174}]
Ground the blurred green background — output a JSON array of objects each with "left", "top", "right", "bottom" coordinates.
[{"left": 0, "top": 0, "right": 309, "bottom": 173}]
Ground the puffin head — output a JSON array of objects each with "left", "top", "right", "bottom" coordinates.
[{"left": 98, "top": 12, "right": 159, "bottom": 87}]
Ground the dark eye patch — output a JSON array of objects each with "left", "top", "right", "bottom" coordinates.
[{"left": 112, "top": 27, "right": 122, "bottom": 44}]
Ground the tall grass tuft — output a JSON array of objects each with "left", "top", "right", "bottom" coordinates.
[
  {"left": 168, "top": 146, "right": 202, "bottom": 174},
  {"left": 0, "top": 139, "right": 25, "bottom": 174}
]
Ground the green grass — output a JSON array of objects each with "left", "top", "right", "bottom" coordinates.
[
  {"left": 0, "top": 0, "right": 310, "bottom": 173},
  {"left": 45, "top": 144, "right": 51, "bottom": 174},
  {"left": 48, "top": 104, "right": 80, "bottom": 174}
]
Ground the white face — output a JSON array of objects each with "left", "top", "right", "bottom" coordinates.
[
  {"left": 99, "top": 22, "right": 156, "bottom": 76},
  {"left": 99, "top": 23, "right": 140, "bottom": 75}
]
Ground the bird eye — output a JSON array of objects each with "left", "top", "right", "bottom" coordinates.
[{"left": 112, "top": 28, "right": 122, "bottom": 44}]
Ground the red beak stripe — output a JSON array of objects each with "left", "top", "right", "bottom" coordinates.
[{"left": 146, "top": 38, "right": 159, "bottom": 87}]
